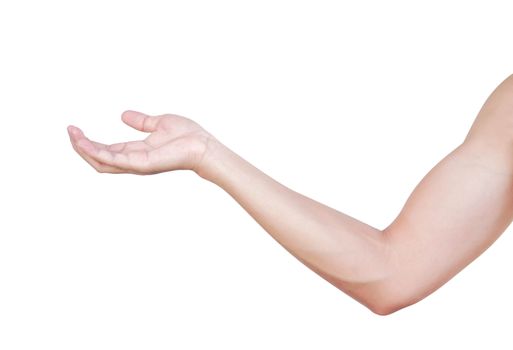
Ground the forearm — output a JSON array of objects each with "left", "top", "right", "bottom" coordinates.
[{"left": 196, "top": 138, "right": 393, "bottom": 310}]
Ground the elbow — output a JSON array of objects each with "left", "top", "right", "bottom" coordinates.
[
  {"left": 355, "top": 280, "right": 423, "bottom": 316},
  {"left": 367, "top": 300, "right": 406, "bottom": 316}
]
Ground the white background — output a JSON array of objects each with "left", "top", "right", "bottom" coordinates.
[{"left": 1, "top": 1, "right": 512, "bottom": 348}]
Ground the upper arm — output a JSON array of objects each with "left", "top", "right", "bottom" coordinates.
[{"left": 380, "top": 140, "right": 513, "bottom": 313}]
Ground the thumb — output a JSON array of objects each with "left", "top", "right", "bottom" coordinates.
[{"left": 121, "top": 110, "right": 161, "bottom": 132}]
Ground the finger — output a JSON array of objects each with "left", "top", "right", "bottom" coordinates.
[
  {"left": 68, "top": 126, "right": 123, "bottom": 173},
  {"left": 74, "top": 131, "right": 150, "bottom": 154},
  {"left": 68, "top": 125, "right": 152, "bottom": 173},
  {"left": 68, "top": 125, "right": 148, "bottom": 154},
  {"left": 105, "top": 140, "right": 150, "bottom": 153},
  {"left": 121, "top": 110, "right": 161, "bottom": 133},
  {"left": 75, "top": 136, "right": 151, "bottom": 172},
  {"left": 67, "top": 125, "right": 126, "bottom": 174},
  {"left": 82, "top": 136, "right": 152, "bottom": 167}
]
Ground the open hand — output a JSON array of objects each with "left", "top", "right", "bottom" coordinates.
[{"left": 67, "top": 111, "right": 214, "bottom": 175}]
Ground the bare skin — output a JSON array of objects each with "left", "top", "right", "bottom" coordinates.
[{"left": 67, "top": 74, "right": 513, "bottom": 315}]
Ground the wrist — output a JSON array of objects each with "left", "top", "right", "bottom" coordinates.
[{"left": 194, "top": 133, "right": 230, "bottom": 183}]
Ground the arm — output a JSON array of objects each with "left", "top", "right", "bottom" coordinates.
[
  {"left": 67, "top": 74, "right": 513, "bottom": 315},
  {"left": 194, "top": 114, "right": 513, "bottom": 316}
]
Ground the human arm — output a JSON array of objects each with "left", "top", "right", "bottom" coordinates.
[
  {"left": 189, "top": 119, "right": 513, "bottom": 316},
  {"left": 67, "top": 75, "right": 513, "bottom": 315}
]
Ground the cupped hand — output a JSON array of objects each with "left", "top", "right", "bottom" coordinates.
[{"left": 67, "top": 111, "right": 214, "bottom": 175}]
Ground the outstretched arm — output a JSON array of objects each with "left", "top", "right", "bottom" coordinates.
[{"left": 67, "top": 75, "right": 513, "bottom": 315}]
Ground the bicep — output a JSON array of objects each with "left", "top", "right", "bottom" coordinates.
[{"left": 382, "top": 141, "right": 513, "bottom": 307}]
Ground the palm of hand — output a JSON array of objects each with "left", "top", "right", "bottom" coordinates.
[{"left": 68, "top": 111, "right": 212, "bottom": 175}]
